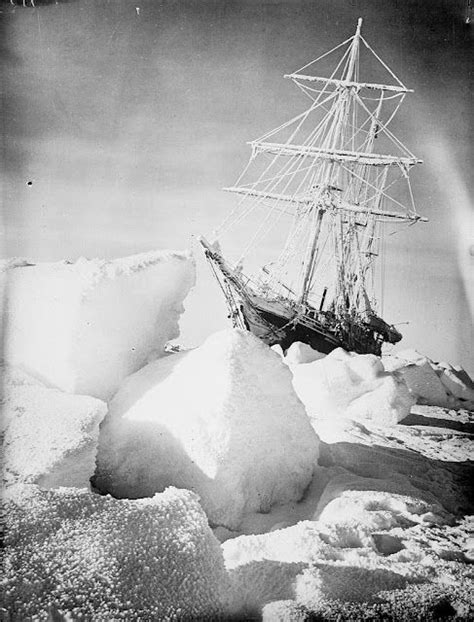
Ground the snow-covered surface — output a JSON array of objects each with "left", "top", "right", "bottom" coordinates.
[
  {"left": 221, "top": 403, "right": 474, "bottom": 619},
  {"left": 289, "top": 347, "right": 415, "bottom": 426},
  {"left": 1, "top": 310, "right": 473, "bottom": 620},
  {"left": 1, "top": 251, "right": 195, "bottom": 400},
  {"left": 1, "top": 366, "right": 107, "bottom": 489},
  {"left": 2, "top": 484, "right": 229, "bottom": 620},
  {"left": 95, "top": 329, "right": 319, "bottom": 529}
]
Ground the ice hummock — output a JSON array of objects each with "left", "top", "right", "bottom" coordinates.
[
  {"left": 94, "top": 328, "right": 320, "bottom": 529},
  {"left": 1, "top": 365, "right": 107, "bottom": 489},
  {"left": 288, "top": 346, "right": 415, "bottom": 426},
  {"left": 1, "top": 250, "right": 195, "bottom": 400},
  {"left": 383, "top": 349, "right": 474, "bottom": 410},
  {"left": 2, "top": 484, "right": 229, "bottom": 620}
]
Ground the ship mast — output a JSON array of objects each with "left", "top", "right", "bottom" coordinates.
[
  {"left": 217, "top": 18, "right": 425, "bottom": 313},
  {"left": 299, "top": 18, "right": 363, "bottom": 307}
]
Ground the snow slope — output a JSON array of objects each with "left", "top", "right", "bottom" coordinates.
[
  {"left": 1, "top": 251, "right": 195, "bottom": 400},
  {"left": 1, "top": 366, "right": 107, "bottom": 489},
  {"left": 94, "top": 329, "right": 320, "bottom": 529},
  {"left": 2, "top": 484, "right": 229, "bottom": 620}
]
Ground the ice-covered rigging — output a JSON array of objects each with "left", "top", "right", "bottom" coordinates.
[{"left": 201, "top": 18, "right": 426, "bottom": 356}]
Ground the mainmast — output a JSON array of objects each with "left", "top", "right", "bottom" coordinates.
[
  {"left": 299, "top": 18, "right": 363, "bottom": 306},
  {"left": 218, "top": 18, "right": 425, "bottom": 314}
]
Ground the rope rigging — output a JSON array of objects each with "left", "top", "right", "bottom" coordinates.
[{"left": 208, "top": 18, "right": 424, "bottom": 331}]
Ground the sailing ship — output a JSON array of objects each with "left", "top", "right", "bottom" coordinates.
[{"left": 200, "top": 18, "right": 426, "bottom": 356}]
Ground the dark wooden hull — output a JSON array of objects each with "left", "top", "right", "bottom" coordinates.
[
  {"left": 239, "top": 298, "right": 384, "bottom": 356},
  {"left": 200, "top": 239, "right": 399, "bottom": 357}
]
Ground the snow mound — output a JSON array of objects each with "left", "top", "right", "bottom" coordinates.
[
  {"left": 223, "top": 521, "right": 339, "bottom": 570},
  {"left": 221, "top": 475, "right": 456, "bottom": 618},
  {"left": 1, "top": 250, "right": 195, "bottom": 400},
  {"left": 294, "top": 564, "right": 415, "bottom": 607},
  {"left": 2, "top": 484, "right": 229, "bottom": 620},
  {"left": 383, "top": 349, "right": 474, "bottom": 410},
  {"left": 316, "top": 488, "right": 450, "bottom": 549},
  {"left": 1, "top": 366, "right": 107, "bottom": 489},
  {"left": 284, "top": 341, "right": 326, "bottom": 365},
  {"left": 95, "top": 328, "right": 320, "bottom": 529},
  {"left": 290, "top": 348, "right": 414, "bottom": 425}
]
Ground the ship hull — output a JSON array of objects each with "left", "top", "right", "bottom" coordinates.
[
  {"left": 238, "top": 296, "right": 382, "bottom": 356},
  {"left": 199, "top": 238, "right": 398, "bottom": 357},
  {"left": 247, "top": 306, "right": 340, "bottom": 354}
]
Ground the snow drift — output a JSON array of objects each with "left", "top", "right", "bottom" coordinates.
[
  {"left": 2, "top": 484, "right": 229, "bottom": 620},
  {"left": 1, "top": 366, "right": 107, "bottom": 489},
  {"left": 1, "top": 251, "right": 195, "bottom": 400},
  {"left": 95, "top": 329, "right": 320, "bottom": 529},
  {"left": 222, "top": 470, "right": 460, "bottom": 618},
  {"left": 289, "top": 346, "right": 414, "bottom": 425}
]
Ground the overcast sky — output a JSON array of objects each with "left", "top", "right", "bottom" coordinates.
[{"left": 2, "top": 0, "right": 472, "bottom": 372}]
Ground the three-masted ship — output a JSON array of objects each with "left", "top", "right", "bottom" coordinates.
[{"left": 200, "top": 19, "right": 426, "bottom": 356}]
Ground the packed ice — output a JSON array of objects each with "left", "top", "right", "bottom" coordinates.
[
  {"left": 1, "top": 249, "right": 473, "bottom": 620},
  {"left": 1, "top": 251, "right": 195, "bottom": 400}
]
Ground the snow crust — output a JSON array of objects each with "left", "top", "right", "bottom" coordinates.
[
  {"left": 1, "top": 366, "right": 107, "bottom": 489},
  {"left": 1, "top": 251, "right": 195, "bottom": 400},
  {"left": 222, "top": 468, "right": 471, "bottom": 618},
  {"left": 94, "top": 329, "right": 320, "bottom": 529},
  {"left": 2, "top": 484, "right": 229, "bottom": 620},
  {"left": 289, "top": 346, "right": 414, "bottom": 425},
  {"left": 218, "top": 395, "right": 473, "bottom": 619}
]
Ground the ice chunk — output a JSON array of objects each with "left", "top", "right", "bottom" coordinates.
[
  {"left": 2, "top": 250, "right": 195, "bottom": 400},
  {"left": 271, "top": 344, "right": 284, "bottom": 357},
  {"left": 396, "top": 362, "right": 449, "bottom": 407},
  {"left": 284, "top": 342, "right": 326, "bottom": 366},
  {"left": 2, "top": 484, "right": 229, "bottom": 619},
  {"left": 384, "top": 351, "right": 474, "bottom": 409},
  {"left": 290, "top": 348, "right": 414, "bottom": 425},
  {"left": 1, "top": 366, "right": 107, "bottom": 489},
  {"left": 95, "top": 329, "right": 319, "bottom": 529},
  {"left": 437, "top": 367, "right": 474, "bottom": 403}
]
